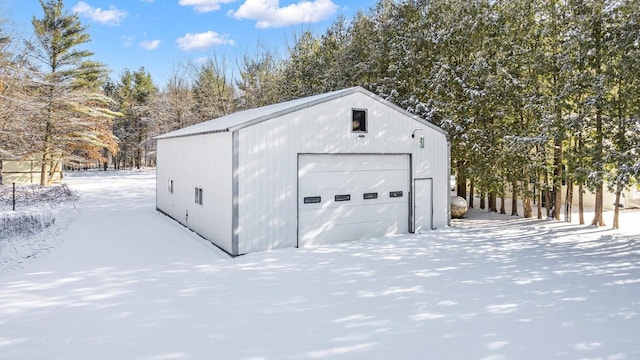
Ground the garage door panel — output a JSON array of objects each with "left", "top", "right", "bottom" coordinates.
[
  {"left": 299, "top": 202, "right": 408, "bottom": 225},
  {"left": 298, "top": 154, "right": 409, "bottom": 247},
  {"left": 300, "top": 219, "right": 406, "bottom": 246},
  {"left": 300, "top": 170, "right": 408, "bottom": 193},
  {"left": 299, "top": 189, "right": 407, "bottom": 208},
  {"left": 300, "top": 155, "right": 408, "bottom": 173}
]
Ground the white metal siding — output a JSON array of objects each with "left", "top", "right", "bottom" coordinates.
[
  {"left": 414, "top": 178, "right": 434, "bottom": 232},
  {"left": 156, "top": 133, "right": 233, "bottom": 253},
  {"left": 415, "top": 134, "right": 449, "bottom": 229},
  {"left": 236, "top": 92, "right": 449, "bottom": 254},
  {"left": 298, "top": 154, "right": 409, "bottom": 246}
]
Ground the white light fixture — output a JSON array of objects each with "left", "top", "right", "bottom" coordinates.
[{"left": 411, "top": 129, "right": 424, "bottom": 148}]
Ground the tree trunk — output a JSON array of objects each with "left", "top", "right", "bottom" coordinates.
[
  {"left": 590, "top": 20, "right": 605, "bottom": 227},
  {"left": 613, "top": 191, "right": 620, "bottom": 229},
  {"left": 40, "top": 152, "right": 49, "bottom": 186},
  {"left": 613, "top": 186, "right": 621, "bottom": 229},
  {"left": 118, "top": 149, "right": 125, "bottom": 170},
  {"left": 135, "top": 146, "right": 141, "bottom": 169},
  {"left": 480, "top": 192, "right": 485, "bottom": 210},
  {"left": 523, "top": 177, "right": 532, "bottom": 218},
  {"left": 565, "top": 177, "right": 573, "bottom": 223},
  {"left": 591, "top": 183, "right": 605, "bottom": 226},
  {"left": 40, "top": 121, "right": 52, "bottom": 186},
  {"left": 543, "top": 171, "right": 552, "bottom": 218},
  {"left": 456, "top": 177, "right": 467, "bottom": 199},
  {"left": 579, "top": 183, "right": 585, "bottom": 224},
  {"left": 537, "top": 186, "right": 543, "bottom": 219},
  {"left": 500, "top": 195, "right": 506, "bottom": 215},
  {"left": 48, "top": 159, "right": 60, "bottom": 184},
  {"left": 489, "top": 192, "right": 497, "bottom": 212},
  {"left": 545, "top": 189, "right": 552, "bottom": 219},
  {"left": 511, "top": 178, "right": 519, "bottom": 216},
  {"left": 469, "top": 179, "right": 474, "bottom": 208},
  {"left": 553, "top": 138, "right": 563, "bottom": 221}
]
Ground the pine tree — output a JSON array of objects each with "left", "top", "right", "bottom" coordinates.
[
  {"left": 192, "top": 57, "right": 235, "bottom": 121},
  {"left": 30, "top": 0, "right": 116, "bottom": 184},
  {"left": 237, "top": 49, "right": 283, "bottom": 108},
  {"left": 282, "top": 31, "right": 323, "bottom": 99},
  {"left": 111, "top": 67, "right": 157, "bottom": 169}
]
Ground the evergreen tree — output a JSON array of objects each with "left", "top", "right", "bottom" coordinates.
[
  {"left": 192, "top": 57, "right": 235, "bottom": 121},
  {"left": 111, "top": 67, "right": 157, "bottom": 169},
  {"left": 423, "top": 0, "right": 496, "bottom": 201},
  {"left": 604, "top": 0, "right": 640, "bottom": 228},
  {"left": 315, "top": 15, "right": 353, "bottom": 92},
  {"left": 236, "top": 49, "right": 283, "bottom": 108},
  {"left": 251, "top": 0, "right": 640, "bottom": 228},
  {"left": 281, "top": 31, "right": 323, "bottom": 99},
  {"left": 567, "top": 0, "right": 614, "bottom": 226},
  {"left": 344, "top": 11, "right": 378, "bottom": 87},
  {"left": 30, "top": 0, "right": 116, "bottom": 184}
]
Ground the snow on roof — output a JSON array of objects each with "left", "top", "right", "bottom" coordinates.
[
  {"left": 156, "top": 87, "right": 358, "bottom": 140},
  {"left": 155, "top": 86, "right": 446, "bottom": 140}
]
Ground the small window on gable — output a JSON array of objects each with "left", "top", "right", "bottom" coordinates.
[
  {"left": 352, "top": 109, "right": 367, "bottom": 132},
  {"left": 168, "top": 180, "right": 174, "bottom": 194},
  {"left": 195, "top": 187, "right": 203, "bottom": 205}
]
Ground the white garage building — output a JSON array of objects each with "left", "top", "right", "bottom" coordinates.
[{"left": 156, "top": 87, "right": 450, "bottom": 256}]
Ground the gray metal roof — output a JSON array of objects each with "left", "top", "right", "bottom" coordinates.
[{"left": 156, "top": 86, "right": 446, "bottom": 140}]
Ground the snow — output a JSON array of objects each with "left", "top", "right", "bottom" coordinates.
[
  {"left": 0, "top": 184, "right": 78, "bottom": 272},
  {"left": 1, "top": 170, "right": 639, "bottom": 359}
]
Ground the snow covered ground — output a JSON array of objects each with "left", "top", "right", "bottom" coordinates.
[
  {"left": 1, "top": 170, "right": 639, "bottom": 359},
  {"left": 0, "top": 184, "right": 78, "bottom": 272}
]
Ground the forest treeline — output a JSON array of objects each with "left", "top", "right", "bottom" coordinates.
[{"left": 1, "top": 0, "right": 639, "bottom": 228}]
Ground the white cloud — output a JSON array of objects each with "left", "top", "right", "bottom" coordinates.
[
  {"left": 140, "top": 40, "right": 161, "bottom": 50},
  {"left": 179, "top": 0, "right": 236, "bottom": 13},
  {"left": 176, "top": 31, "right": 235, "bottom": 51},
  {"left": 230, "top": 0, "right": 338, "bottom": 28},
  {"left": 72, "top": 1, "right": 127, "bottom": 26}
]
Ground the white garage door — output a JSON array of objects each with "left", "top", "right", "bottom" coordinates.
[{"left": 298, "top": 154, "right": 410, "bottom": 246}]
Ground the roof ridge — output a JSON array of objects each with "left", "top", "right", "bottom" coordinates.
[{"left": 155, "top": 86, "right": 363, "bottom": 140}]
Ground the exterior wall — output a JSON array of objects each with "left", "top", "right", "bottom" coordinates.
[
  {"left": 563, "top": 183, "right": 640, "bottom": 210},
  {"left": 156, "top": 132, "right": 234, "bottom": 254},
  {"left": 236, "top": 92, "right": 449, "bottom": 254},
  {"left": 0, "top": 159, "right": 62, "bottom": 185},
  {"left": 500, "top": 182, "right": 640, "bottom": 211},
  {"left": 629, "top": 185, "right": 640, "bottom": 207}
]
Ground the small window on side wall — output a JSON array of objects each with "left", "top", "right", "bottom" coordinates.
[
  {"left": 195, "top": 187, "right": 203, "bottom": 205},
  {"left": 352, "top": 109, "right": 367, "bottom": 132}
]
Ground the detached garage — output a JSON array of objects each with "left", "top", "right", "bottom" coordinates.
[{"left": 156, "top": 87, "right": 449, "bottom": 256}]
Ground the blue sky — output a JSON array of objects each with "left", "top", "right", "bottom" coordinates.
[{"left": 3, "top": 0, "right": 378, "bottom": 87}]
